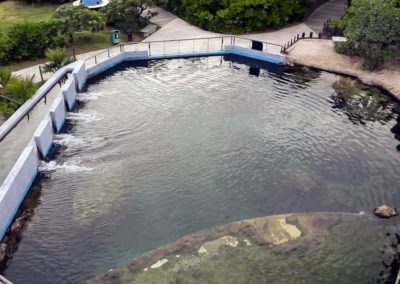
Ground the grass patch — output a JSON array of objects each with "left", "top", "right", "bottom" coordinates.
[{"left": 0, "top": 1, "right": 59, "bottom": 35}]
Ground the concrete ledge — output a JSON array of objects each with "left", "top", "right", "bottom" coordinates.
[
  {"left": 225, "top": 45, "right": 285, "bottom": 64},
  {"left": 49, "top": 95, "right": 66, "bottom": 133},
  {"left": 62, "top": 77, "right": 77, "bottom": 111},
  {"left": 73, "top": 61, "right": 87, "bottom": 91},
  {"left": 87, "top": 51, "right": 149, "bottom": 79},
  {"left": 0, "top": 145, "right": 39, "bottom": 241},
  {"left": 33, "top": 115, "right": 54, "bottom": 158}
]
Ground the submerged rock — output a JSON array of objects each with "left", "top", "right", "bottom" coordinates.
[{"left": 374, "top": 205, "right": 398, "bottom": 218}]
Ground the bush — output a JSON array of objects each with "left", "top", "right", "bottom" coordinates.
[
  {"left": 167, "top": 0, "right": 307, "bottom": 34},
  {"left": 0, "top": 35, "right": 13, "bottom": 65},
  {"left": 334, "top": 41, "right": 357, "bottom": 56},
  {"left": 339, "top": 0, "right": 400, "bottom": 70},
  {"left": 2, "top": 21, "right": 64, "bottom": 63}
]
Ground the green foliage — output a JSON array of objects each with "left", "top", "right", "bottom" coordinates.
[
  {"left": 0, "top": 68, "right": 38, "bottom": 116},
  {"left": 43, "top": 47, "right": 74, "bottom": 73},
  {"left": 54, "top": 5, "right": 105, "bottom": 44},
  {"left": 167, "top": 0, "right": 307, "bottom": 33},
  {"left": 0, "top": 35, "right": 12, "bottom": 65},
  {"left": 339, "top": 0, "right": 400, "bottom": 70},
  {"left": 6, "top": 21, "right": 65, "bottom": 61},
  {"left": 0, "top": 67, "right": 11, "bottom": 89},
  {"left": 103, "top": 0, "right": 157, "bottom": 32},
  {"left": 334, "top": 41, "right": 357, "bottom": 56}
]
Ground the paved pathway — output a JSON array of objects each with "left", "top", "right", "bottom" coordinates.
[
  {"left": 13, "top": 4, "right": 340, "bottom": 82},
  {"left": 305, "top": 0, "right": 347, "bottom": 33},
  {"left": 287, "top": 40, "right": 400, "bottom": 100}
]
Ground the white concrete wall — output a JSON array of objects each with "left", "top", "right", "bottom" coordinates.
[
  {"left": 49, "top": 95, "right": 66, "bottom": 133},
  {"left": 73, "top": 61, "right": 87, "bottom": 91},
  {"left": 33, "top": 115, "right": 54, "bottom": 158},
  {"left": 62, "top": 77, "right": 77, "bottom": 111},
  {"left": 0, "top": 145, "right": 39, "bottom": 240}
]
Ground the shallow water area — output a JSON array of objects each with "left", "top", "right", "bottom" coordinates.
[{"left": 4, "top": 56, "right": 400, "bottom": 283}]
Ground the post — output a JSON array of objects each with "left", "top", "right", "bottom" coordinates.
[
  {"left": 310, "top": 32, "right": 313, "bottom": 38},
  {"left": 148, "top": 42, "right": 151, "bottom": 56},
  {"left": 38, "top": 65, "right": 44, "bottom": 83},
  {"left": 95, "top": 55, "right": 97, "bottom": 64},
  {"left": 108, "top": 49, "right": 110, "bottom": 58},
  {"left": 72, "top": 47, "right": 76, "bottom": 61},
  {"left": 302, "top": 32, "right": 305, "bottom": 38},
  {"left": 221, "top": 37, "right": 224, "bottom": 51}
]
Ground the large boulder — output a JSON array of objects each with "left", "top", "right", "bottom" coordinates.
[{"left": 374, "top": 205, "right": 398, "bottom": 218}]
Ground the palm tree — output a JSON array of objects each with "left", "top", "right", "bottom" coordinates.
[
  {"left": 43, "top": 48, "right": 74, "bottom": 74},
  {"left": 0, "top": 70, "right": 38, "bottom": 116}
]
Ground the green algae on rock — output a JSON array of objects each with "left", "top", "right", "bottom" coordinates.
[{"left": 88, "top": 212, "right": 400, "bottom": 284}]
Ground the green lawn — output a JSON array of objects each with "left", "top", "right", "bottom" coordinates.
[
  {"left": 0, "top": 1, "right": 59, "bottom": 35},
  {"left": 0, "top": 1, "right": 115, "bottom": 71}
]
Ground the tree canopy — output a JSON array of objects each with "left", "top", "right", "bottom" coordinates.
[
  {"left": 335, "top": 0, "right": 400, "bottom": 70},
  {"left": 103, "top": 0, "right": 157, "bottom": 33},
  {"left": 166, "top": 0, "right": 310, "bottom": 33},
  {"left": 54, "top": 5, "right": 105, "bottom": 44}
]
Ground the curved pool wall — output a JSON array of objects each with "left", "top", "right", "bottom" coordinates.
[{"left": 0, "top": 43, "right": 285, "bottom": 244}]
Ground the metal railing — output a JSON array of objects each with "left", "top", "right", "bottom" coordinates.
[
  {"left": 282, "top": 31, "right": 333, "bottom": 53},
  {"left": 84, "top": 36, "right": 284, "bottom": 68}
]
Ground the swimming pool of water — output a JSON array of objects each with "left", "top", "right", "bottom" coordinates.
[{"left": 4, "top": 56, "right": 400, "bottom": 283}]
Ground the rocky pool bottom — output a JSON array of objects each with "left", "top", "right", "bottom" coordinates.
[{"left": 89, "top": 212, "right": 400, "bottom": 284}]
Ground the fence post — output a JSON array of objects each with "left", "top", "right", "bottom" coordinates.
[
  {"left": 302, "top": 32, "right": 305, "bottom": 38},
  {"left": 310, "top": 32, "right": 313, "bottom": 38},
  {"left": 38, "top": 65, "right": 44, "bottom": 83},
  {"left": 221, "top": 37, "right": 224, "bottom": 51},
  {"left": 95, "top": 55, "right": 97, "bottom": 64},
  {"left": 148, "top": 42, "right": 151, "bottom": 56},
  {"left": 72, "top": 47, "right": 76, "bottom": 61}
]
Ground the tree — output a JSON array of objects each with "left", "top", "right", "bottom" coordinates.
[
  {"left": 43, "top": 48, "right": 74, "bottom": 73},
  {"left": 335, "top": 0, "right": 400, "bottom": 70},
  {"left": 103, "top": 0, "right": 157, "bottom": 33},
  {"left": 53, "top": 6, "right": 105, "bottom": 45}
]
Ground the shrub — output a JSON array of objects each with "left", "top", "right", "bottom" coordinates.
[
  {"left": 334, "top": 41, "right": 357, "bottom": 56},
  {"left": 339, "top": 0, "right": 400, "bottom": 70},
  {"left": 0, "top": 35, "right": 13, "bottom": 65},
  {"left": 167, "top": 0, "right": 307, "bottom": 34},
  {"left": 6, "top": 21, "right": 65, "bottom": 61}
]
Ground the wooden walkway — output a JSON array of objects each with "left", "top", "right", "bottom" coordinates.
[{"left": 305, "top": 0, "right": 347, "bottom": 34}]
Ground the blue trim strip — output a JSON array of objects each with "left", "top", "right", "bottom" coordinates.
[
  {"left": 88, "top": 49, "right": 284, "bottom": 79},
  {"left": 0, "top": 169, "right": 38, "bottom": 241}
]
